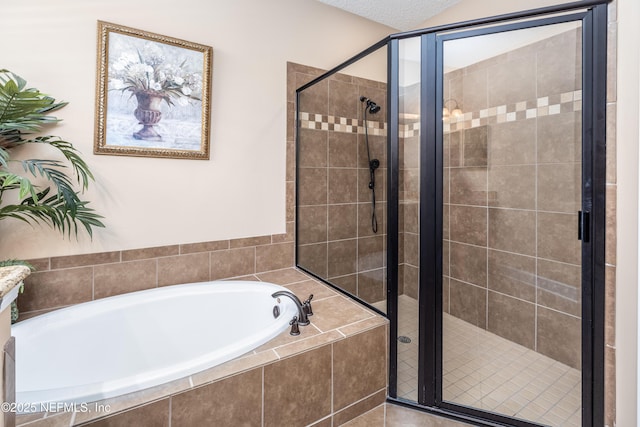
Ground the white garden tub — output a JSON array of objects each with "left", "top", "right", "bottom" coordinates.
[{"left": 11, "top": 281, "right": 298, "bottom": 410}]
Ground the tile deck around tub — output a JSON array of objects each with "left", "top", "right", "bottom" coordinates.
[{"left": 16, "top": 268, "right": 387, "bottom": 427}]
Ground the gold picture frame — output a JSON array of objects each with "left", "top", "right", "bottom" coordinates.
[{"left": 94, "top": 21, "right": 213, "bottom": 159}]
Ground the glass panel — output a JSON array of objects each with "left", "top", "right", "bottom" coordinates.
[
  {"left": 441, "top": 21, "right": 583, "bottom": 426},
  {"left": 396, "top": 35, "right": 421, "bottom": 402},
  {"left": 297, "top": 45, "right": 388, "bottom": 312}
]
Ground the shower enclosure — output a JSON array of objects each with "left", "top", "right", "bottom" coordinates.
[{"left": 296, "top": 1, "right": 607, "bottom": 426}]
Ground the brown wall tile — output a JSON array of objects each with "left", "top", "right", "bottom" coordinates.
[
  {"left": 20, "top": 267, "right": 93, "bottom": 312},
  {"left": 537, "top": 306, "right": 581, "bottom": 369},
  {"left": 299, "top": 78, "right": 328, "bottom": 115},
  {"left": 403, "top": 264, "right": 419, "bottom": 300},
  {"left": 449, "top": 279, "right": 487, "bottom": 329},
  {"left": 331, "top": 274, "right": 358, "bottom": 296},
  {"left": 230, "top": 236, "right": 272, "bottom": 249},
  {"left": 357, "top": 202, "right": 384, "bottom": 237},
  {"left": 358, "top": 268, "right": 385, "bottom": 304},
  {"left": 606, "top": 185, "right": 617, "bottom": 266},
  {"left": 172, "top": 369, "right": 262, "bottom": 426},
  {"left": 403, "top": 232, "right": 419, "bottom": 267},
  {"left": 537, "top": 112, "right": 581, "bottom": 164},
  {"left": 605, "top": 265, "right": 616, "bottom": 347},
  {"left": 298, "top": 243, "right": 328, "bottom": 277},
  {"left": 450, "top": 242, "right": 487, "bottom": 287},
  {"left": 264, "top": 346, "right": 332, "bottom": 427},
  {"left": 328, "top": 239, "right": 357, "bottom": 277},
  {"left": 537, "top": 258, "right": 581, "bottom": 317},
  {"left": 157, "top": 252, "right": 210, "bottom": 287},
  {"left": 488, "top": 208, "right": 536, "bottom": 256},
  {"left": 329, "top": 79, "right": 359, "bottom": 119},
  {"left": 329, "top": 132, "right": 358, "bottom": 168},
  {"left": 461, "top": 69, "right": 488, "bottom": 113},
  {"left": 488, "top": 165, "right": 536, "bottom": 210},
  {"left": 463, "top": 126, "right": 488, "bottom": 166},
  {"left": 256, "top": 242, "right": 294, "bottom": 273},
  {"left": 299, "top": 206, "right": 329, "bottom": 244},
  {"left": 537, "top": 163, "right": 581, "bottom": 213},
  {"left": 487, "top": 55, "right": 537, "bottom": 106},
  {"left": 489, "top": 120, "right": 537, "bottom": 165},
  {"left": 333, "top": 326, "right": 387, "bottom": 411},
  {"left": 122, "top": 245, "right": 179, "bottom": 262},
  {"left": 357, "top": 236, "right": 385, "bottom": 272},
  {"left": 210, "top": 247, "right": 255, "bottom": 280},
  {"left": 487, "top": 291, "right": 536, "bottom": 349},
  {"left": 179, "top": 240, "right": 228, "bottom": 255},
  {"left": 333, "top": 390, "right": 386, "bottom": 426},
  {"left": 449, "top": 168, "right": 488, "bottom": 206},
  {"left": 537, "top": 212, "right": 581, "bottom": 265},
  {"left": 328, "top": 204, "right": 357, "bottom": 241},
  {"left": 94, "top": 259, "right": 157, "bottom": 299},
  {"left": 536, "top": 28, "right": 581, "bottom": 95},
  {"left": 329, "top": 168, "right": 358, "bottom": 204},
  {"left": 299, "top": 128, "right": 328, "bottom": 167},
  {"left": 450, "top": 205, "right": 487, "bottom": 246},
  {"left": 298, "top": 168, "right": 327, "bottom": 206},
  {"left": 84, "top": 399, "right": 169, "bottom": 427},
  {"left": 605, "top": 345, "right": 616, "bottom": 427},
  {"left": 51, "top": 251, "right": 120, "bottom": 270},
  {"left": 488, "top": 249, "right": 535, "bottom": 301}
]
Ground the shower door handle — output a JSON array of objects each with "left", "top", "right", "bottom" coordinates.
[{"left": 578, "top": 210, "right": 590, "bottom": 242}]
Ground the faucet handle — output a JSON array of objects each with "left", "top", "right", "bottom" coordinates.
[
  {"left": 289, "top": 316, "right": 300, "bottom": 336},
  {"left": 303, "top": 294, "right": 314, "bottom": 317}
]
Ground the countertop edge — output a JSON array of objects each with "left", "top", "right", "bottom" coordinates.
[{"left": 0, "top": 266, "right": 31, "bottom": 299}]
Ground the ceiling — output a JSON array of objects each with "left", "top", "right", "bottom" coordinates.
[{"left": 315, "top": 0, "right": 462, "bottom": 31}]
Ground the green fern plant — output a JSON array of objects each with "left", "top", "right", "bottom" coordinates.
[{"left": 0, "top": 69, "right": 104, "bottom": 237}]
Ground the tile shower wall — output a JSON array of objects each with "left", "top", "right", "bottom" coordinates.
[
  {"left": 441, "top": 28, "right": 584, "bottom": 369},
  {"left": 399, "top": 82, "right": 421, "bottom": 300},
  {"left": 296, "top": 66, "right": 388, "bottom": 305}
]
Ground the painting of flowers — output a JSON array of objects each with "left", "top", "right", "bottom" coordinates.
[{"left": 95, "top": 21, "right": 212, "bottom": 159}]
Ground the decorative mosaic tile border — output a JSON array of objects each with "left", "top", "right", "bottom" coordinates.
[
  {"left": 298, "top": 89, "right": 582, "bottom": 138},
  {"left": 298, "top": 112, "right": 387, "bottom": 136},
  {"left": 444, "top": 89, "right": 583, "bottom": 134}
]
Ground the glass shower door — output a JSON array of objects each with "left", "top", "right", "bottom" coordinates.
[{"left": 441, "top": 20, "right": 584, "bottom": 426}]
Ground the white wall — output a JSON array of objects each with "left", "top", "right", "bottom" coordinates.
[
  {"left": 616, "top": 0, "right": 640, "bottom": 423},
  {"left": 0, "top": 0, "right": 393, "bottom": 259}
]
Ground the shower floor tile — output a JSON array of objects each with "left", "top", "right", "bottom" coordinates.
[{"left": 395, "top": 295, "right": 581, "bottom": 427}]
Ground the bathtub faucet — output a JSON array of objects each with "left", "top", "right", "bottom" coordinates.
[{"left": 272, "top": 291, "right": 310, "bottom": 326}]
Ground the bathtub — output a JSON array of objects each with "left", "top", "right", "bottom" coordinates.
[{"left": 11, "top": 280, "right": 299, "bottom": 410}]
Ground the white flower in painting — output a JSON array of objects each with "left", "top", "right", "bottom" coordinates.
[
  {"left": 173, "top": 76, "right": 184, "bottom": 86},
  {"left": 150, "top": 81, "right": 162, "bottom": 91},
  {"left": 109, "top": 78, "right": 125, "bottom": 90},
  {"left": 181, "top": 86, "right": 192, "bottom": 96}
]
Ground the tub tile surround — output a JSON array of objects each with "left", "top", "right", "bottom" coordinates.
[
  {"left": 15, "top": 268, "right": 388, "bottom": 427},
  {"left": 18, "top": 237, "right": 295, "bottom": 319}
]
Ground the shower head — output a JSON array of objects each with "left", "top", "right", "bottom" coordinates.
[{"left": 360, "top": 96, "right": 381, "bottom": 114}]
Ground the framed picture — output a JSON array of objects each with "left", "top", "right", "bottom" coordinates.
[{"left": 94, "top": 21, "right": 213, "bottom": 159}]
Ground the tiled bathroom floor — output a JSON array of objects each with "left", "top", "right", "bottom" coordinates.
[{"left": 393, "top": 295, "right": 581, "bottom": 427}]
